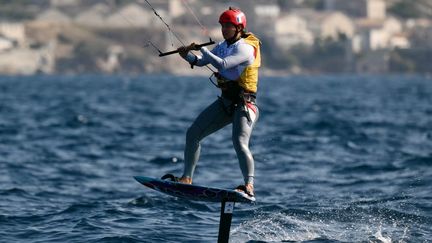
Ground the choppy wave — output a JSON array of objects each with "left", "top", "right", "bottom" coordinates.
[{"left": 1, "top": 74, "right": 431, "bottom": 242}]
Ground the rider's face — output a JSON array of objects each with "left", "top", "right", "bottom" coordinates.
[{"left": 221, "top": 22, "right": 238, "bottom": 40}]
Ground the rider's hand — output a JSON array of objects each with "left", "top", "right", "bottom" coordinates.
[
  {"left": 178, "top": 43, "right": 200, "bottom": 58},
  {"left": 178, "top": 46, "right": 189, "bottom": 58},
  {"left": 188, "top": 43, "right": 200, "bottom": 51}
]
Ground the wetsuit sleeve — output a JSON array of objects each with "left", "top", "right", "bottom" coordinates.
[
  {"left": 182, "top": 44, "right": 222, "bottom": 67},
  {"left": 199, "top": 43, "right": 254, "bottom": 70},
  {"left": 183, "top": 52, "right": 210, "bottom": 66}
]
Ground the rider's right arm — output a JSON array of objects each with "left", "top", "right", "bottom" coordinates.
[{"left": 182, "top": 43, "right": 221, "bottom": 67}]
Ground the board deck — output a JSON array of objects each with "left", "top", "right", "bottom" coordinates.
[{"left": 134, "top": 176, "right": 255, "bottom": 203}]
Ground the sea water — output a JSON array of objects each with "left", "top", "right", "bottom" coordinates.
[{"left": 0, "top": 74, "right": 431, "bottom": 242}]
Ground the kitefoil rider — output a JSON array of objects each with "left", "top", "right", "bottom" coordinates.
[{"left": 173, "top": 7, "right": 261, "bottom": 197}]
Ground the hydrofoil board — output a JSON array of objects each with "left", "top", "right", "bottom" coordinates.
[{"left": 134, "top": 176, "right": 255, "bottom": 203}]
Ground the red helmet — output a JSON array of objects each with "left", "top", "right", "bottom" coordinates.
[{"left": 219, "top": 7, "right": 247, "bottom": 29}]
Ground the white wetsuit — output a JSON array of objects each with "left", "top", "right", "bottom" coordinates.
[{"left": 181, "top": 38, "right": 259, "bottom": 185}]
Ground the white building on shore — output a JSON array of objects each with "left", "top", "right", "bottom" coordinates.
[
  {"left": 0, "top": 22, "right": 26, "bottom": 47},
  {"left": 273, "top": 9, "right": 354, "bottom": 50}
]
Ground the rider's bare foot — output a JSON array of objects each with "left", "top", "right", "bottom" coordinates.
[
  {"left": 178, "top": 177, "right": 192, "bottom": 184},
  {"left": 235, "top": 183, "right": 254, "bottom": 197}
]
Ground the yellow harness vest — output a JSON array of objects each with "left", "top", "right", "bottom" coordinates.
[{"left": 238, "top": 33, "right": 261, "bottom": 93}]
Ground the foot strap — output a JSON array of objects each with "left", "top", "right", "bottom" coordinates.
[{"left": 161, "top": 174, "right": 178, "bottom": 182}]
